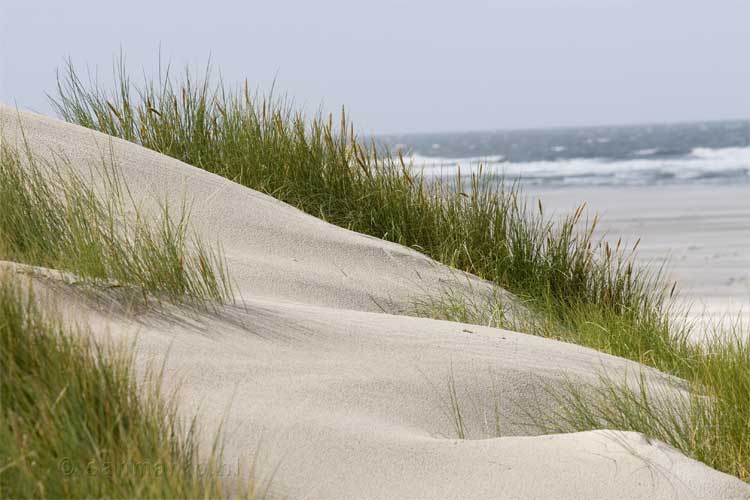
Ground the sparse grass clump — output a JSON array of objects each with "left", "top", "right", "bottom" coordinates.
[
  {"left": 534, "top": 324, "right": 750, "bottom": 481},
  {"left": 420, "top": 289, "right": 750, "bottom": 480},
  {"left": 0, "top": 140, "right": 231, "bottom": 304},
  {"left": 0, "top": 273, "right": 229, "bottom": 497},
  {"left": 415, "top": 287, "right": 692, "bottom": 377}
]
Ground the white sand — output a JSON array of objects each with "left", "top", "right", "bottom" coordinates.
[{"left": 2, "top": 104, "right": 748, "bottom": 499}]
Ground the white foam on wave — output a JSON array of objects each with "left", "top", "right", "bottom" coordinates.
[
  {"left": 691, "top": 146, "right": 750, "bottom": 160},
  {"left": 633, "top": 148, "right": 659, "bottom": 156},
  {"left": 405, "top": 146, "right": 750, "bottom": 186}
]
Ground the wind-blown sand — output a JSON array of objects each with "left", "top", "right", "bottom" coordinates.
[{"left": 2, "top": 104, "right": 748, "bottom": 499}]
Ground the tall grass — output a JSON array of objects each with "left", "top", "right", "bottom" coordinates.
[
  {"left": 0, "top": 138, "right": 232, "bottom": 304},
  {"left": 0, "top": 272, "right": 232, "bottom": 497},
  {"left": 52, "top": 59, "right": 674, "bottom": 365},
  {"left": 51, "top": 60, "right": 750, "bottom": 480}
]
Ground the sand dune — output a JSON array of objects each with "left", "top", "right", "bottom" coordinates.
[{"left": 2, "top": 104, "right": 748, "bottom": 499}]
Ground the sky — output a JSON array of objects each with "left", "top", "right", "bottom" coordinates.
[{"left": 1, "top": 0, "right": 749, "bottom": 135}]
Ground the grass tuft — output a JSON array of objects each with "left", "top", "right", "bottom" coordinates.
[
  {"left": 0, "top": 138, "right": 232, "bottom": 305},
  {"left": 531, "top": 323, "right": 750, "bottom": 481},
  {"left": 0, "top": 272, "right": 232, "bottom": 497}
]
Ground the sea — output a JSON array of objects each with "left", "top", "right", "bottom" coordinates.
[{"left": 376, "top": 120, "right": 750, "bottom": 187}]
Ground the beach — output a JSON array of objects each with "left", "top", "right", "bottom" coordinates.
[
  {"left": 3, "top": 104, "right": 749, "bottom": 499},
  {"left": 525, "top": 184, "right": 750, "bottom": 333},
  {"left": 4, "top": 0, "right": 750, "bottom": 496}
]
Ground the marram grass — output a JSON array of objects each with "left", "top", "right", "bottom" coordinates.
[
  {"left": 533, "top": 324, "right": 750, "bottom": 482},
  {"left": 52, "top": 59, "right": 749, "bottom": 481},
  {"left": 53, "top": 59, "right": 673, "bottom": 354},
  {"left": 0, "top": 272, "right": 231, "bottom": 498},
  {"left": 0, "top": 139, "right": 232, "bottom": 305}
]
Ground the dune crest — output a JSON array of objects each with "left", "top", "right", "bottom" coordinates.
[{"left": 2, "top": 104, "right": 747, "bottom": 499}]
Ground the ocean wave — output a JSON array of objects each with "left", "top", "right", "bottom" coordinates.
[{"left": 404, "top": 146, "right": 750, "bottom": 186}]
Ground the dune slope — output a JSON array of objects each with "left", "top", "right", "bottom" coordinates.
[{"left": 2, "top": 104, "right": 747, "bottom": 499}]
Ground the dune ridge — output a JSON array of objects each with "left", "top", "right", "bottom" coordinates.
[{"left": 2, "top": 104, "right": 747, "bottom": 499}]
